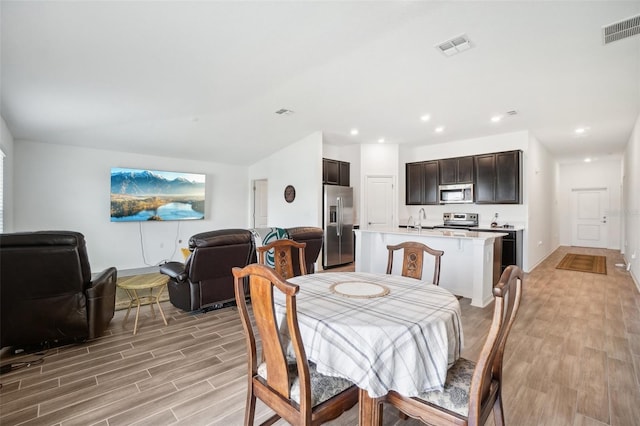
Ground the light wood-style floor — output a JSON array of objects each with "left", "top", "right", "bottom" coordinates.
[{"left": 1, "top": 246, "right": 639, "bottom": 425}]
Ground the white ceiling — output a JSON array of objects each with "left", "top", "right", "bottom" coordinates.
[{"left": 2, "top": 1, "right": 639, "bottom": 165}]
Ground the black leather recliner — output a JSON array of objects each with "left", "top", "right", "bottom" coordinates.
[
  {"left": 160, "top": 229, "right": 256, "bottom": 311},
  {"left": 0, "top": 231, "right": 117, "bottom": 349},
  {"left": 160, "top": 227, "right": 324, "bottom": 312}
]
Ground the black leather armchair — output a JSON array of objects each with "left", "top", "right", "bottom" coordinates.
[
  {"left": 0, "top": 231, "right": 117, "bottom": 349},
  {"left": 160, "top": 229, "right": 255, "bottom": 311}
]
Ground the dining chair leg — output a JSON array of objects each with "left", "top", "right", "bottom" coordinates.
[
  {"left": 493, "top": 394, "right": 505, "bottom": 426},
  {"left": 244, "top": 391, "right": 256, "bottom": 426}
]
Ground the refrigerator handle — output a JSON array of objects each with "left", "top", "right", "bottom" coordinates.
[{"left": 337, "top": 197, "right": 342, "bottom": 237}]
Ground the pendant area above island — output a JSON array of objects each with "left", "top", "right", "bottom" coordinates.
[{"left": 353, "top": 227, "right": 507, "bottom": 307}]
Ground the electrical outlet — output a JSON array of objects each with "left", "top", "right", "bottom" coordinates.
[
  {"left": 632, "top": 252, "right": 637, "bottom": 260},
  {"left": 160, "top": 243, "right": 164, "bottom": 249},
  {"left": 537, "top": 241, "right": 543, "bottom": 246}
]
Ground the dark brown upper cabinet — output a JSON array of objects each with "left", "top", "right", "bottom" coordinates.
[
  {"left": 323, "top": 158, "right": 350, "bottom": 186},
  {"left": 474, "top": 150, "right": 522, "bottom": 204},
  {"left": 406, "top": 161, "right": 439, "bottom": 205},
  {"left": 438, "top": 156, "right": 474, "bottom": 185}
]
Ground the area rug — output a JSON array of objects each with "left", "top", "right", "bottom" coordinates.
[{"left": 556, "top": 253, "right": 607, "bottom": 275}]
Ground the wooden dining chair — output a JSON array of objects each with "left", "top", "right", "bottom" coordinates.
[
  {"left": 257, "top": 239, "right": 307, "bottom": 279},
  {"left": 232, "top": 264, "right": 358, "bottom": 426},
  {"left": 386, "top": 241, "right": 444, "bottom": 284},
  {"left": 381, "top": 264, "right": 524, "bottom": 426}
]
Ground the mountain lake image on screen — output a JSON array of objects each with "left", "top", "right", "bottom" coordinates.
[{"left": 110, "top": 168, "right": 206, "bottom": 222}]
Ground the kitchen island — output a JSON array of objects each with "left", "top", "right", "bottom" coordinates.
[{"left": 353, "top": 227, "right": 507, "bottom": 307}]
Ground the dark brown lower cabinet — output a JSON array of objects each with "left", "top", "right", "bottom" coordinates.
[{"left": 481, "top": 229, "right": 523, "bottom": 274}]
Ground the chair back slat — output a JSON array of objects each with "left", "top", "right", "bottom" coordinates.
[
  {"left": 248, "top": 273, "right": 292, "bottom": 397},
  {"left": 258, "top": 239, "right": 307, "bottom": 279},
  {"left": 386, "top": 241, "right": 444, "bottom": 284},
  {"left": 468, "top": 264, "right": 523, "bottom": 424}
]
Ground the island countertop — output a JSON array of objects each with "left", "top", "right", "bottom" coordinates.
[{"left": 356, "top": 226, "right": 508, "bottom": 240}]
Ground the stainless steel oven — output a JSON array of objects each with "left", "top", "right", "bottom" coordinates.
[
  {"left": 433, "top": 212, "right": 479, "bottom": 230},
  {"left": 438, "top": 183, "right": 473, "bottom": 204}
]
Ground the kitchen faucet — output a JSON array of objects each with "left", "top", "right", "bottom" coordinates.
[
  {"left": 417, "top": 208, "right": 426, "bottom": 230},
  {"left": 407, "top": 216, "right": 415, "bottom": 229}
]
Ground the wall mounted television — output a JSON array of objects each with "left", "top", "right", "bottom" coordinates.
[{"left": 110, "top": 168, "right": 206, "bottom": 222}]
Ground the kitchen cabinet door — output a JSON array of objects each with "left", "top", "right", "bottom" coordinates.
[
  {"left": 474, "top": 154, "right": 496, "bottom": 203},
  {"left": 323, "top": 159, "right": 339, "bottom": 185},
  {"left": 423, "top": 161, "right": 439, "bottom": 204},
  {"left": 439, "top": 156, "right": 474, "bottom": 184},
  {"left": 474, "top": 150, "right": 521, "bottom": 204},
  {"left": 406, "top": 161, "right": 438, "bottom": 205},
  {"left": 406, "top": 162, "right": 423, "bottom": 205},
  {"left": 495, "top": 151, "right": 521, "bottom": 203},
  {"left": 339, "top": 161, "right": 350, "bottom": 186},
  {"left": 457, "top": 156, "right": 474, "bottom": 183}
]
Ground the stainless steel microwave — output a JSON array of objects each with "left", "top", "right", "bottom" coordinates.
[{"left": 439, "top": 183, "right": 474, "bottom": 204}]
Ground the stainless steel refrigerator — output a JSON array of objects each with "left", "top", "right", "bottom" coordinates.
[{"left": 323, "top": 185, "right": 354, "bottom": 268}]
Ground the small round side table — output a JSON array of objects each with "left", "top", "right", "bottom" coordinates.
[{"left": 117, "top": 274, "right": 169, "bottom": 335}]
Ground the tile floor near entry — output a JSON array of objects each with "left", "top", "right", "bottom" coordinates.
[{"left": 0, "top": 247, "right": 639, "bottom": 425}]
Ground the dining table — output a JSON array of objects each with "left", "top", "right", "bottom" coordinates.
[{"left": 276, "top": 271, "right": 464, "bottom": 426}]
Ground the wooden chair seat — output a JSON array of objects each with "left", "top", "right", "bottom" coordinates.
[{"left": 257, "top": 361, "right": 354, "bottom": 406}]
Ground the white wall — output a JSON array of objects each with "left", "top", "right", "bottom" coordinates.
[
  {"left": 557, "top": 158, "right": 623, "bottom": 250},
  {"left": 323, "top": 142, "right": 361, "bottom": 224},
  {"left": 0, "top": 116, "right": 14, "bottom": 232},
  {"left": 14, "top": 141, "right": 248, "bottom": 272},
  {"left": 623, "top": 113, "right": 640, "bottom": 287},
  {"left": 249, "top": 132, "right": 323, "bottom": 229},
  {"left": 525, "top": 133, "right": 557, "bottom": 270}
]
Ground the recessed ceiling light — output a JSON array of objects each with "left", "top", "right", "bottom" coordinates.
[
  {"left": 575, "top": 127, "right": 586, "bottom": 134},
  {"left": 378, "top": 138, "right": 385, "bottom": 144},
  {"left": 350, "top": 128, "right": 359, "bottom": 136},
  {"left": 420, "top": 114, "right": 431, "bottom": 122},
  {"left": 491, "top": 115, "right": 502, "bottom": 123},
  {"left": 435, "top": 126, "right": 445, "bottom": 133},
  {"left": 584, "top": 157, "right": 592, "bottom": 163}
]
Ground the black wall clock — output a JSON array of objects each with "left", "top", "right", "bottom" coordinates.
[{"left": 284, "top": 185, "right": 296, "bottom": 203}]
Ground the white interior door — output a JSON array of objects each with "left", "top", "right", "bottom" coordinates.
[
  {"left": 364, "top": 176, "right": 394, "bottom": 229},
  {"left": 571, "top": 188, "right": 609, "bottom": 248},
  {"left": 253, "top": 179, "right": 268, "bottom": 228}
]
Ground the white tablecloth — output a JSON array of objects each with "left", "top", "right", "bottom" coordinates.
[{"left": 277, "top": 272, "right": 464, "bottom": 398}]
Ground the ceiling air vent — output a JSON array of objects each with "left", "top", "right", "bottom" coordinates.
[
  {"left": 602, "top": 14, "right": 640, "bottom": 44},
  {"left": 435, "top": 34, "right": 472, "bottom": 57},
  {"left": 275, "top": 108, "right": 295, "bottom": 115}
]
